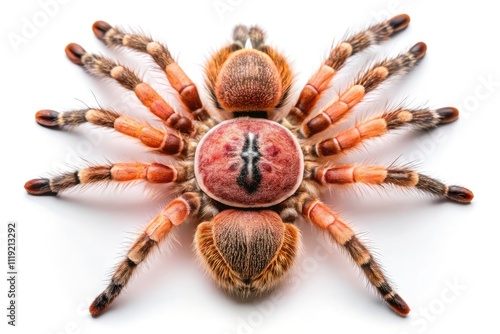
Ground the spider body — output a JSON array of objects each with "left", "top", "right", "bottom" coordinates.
[{"left": 25, "top": 14, "right": 473, "bottom": 318}]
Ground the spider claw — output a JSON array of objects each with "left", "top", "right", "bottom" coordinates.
[
  {"left": 35, "top": 109, "right": 60, "bottom": 128},
  {"left": 92, "top": 20, "right": 112, "bottom": 40},
  {"left": 89, "top": 282, "right": 123, "bottom": 317},
  {"left": 437, "top": 107, "right": 459, "bottom": 124},
  {"left": 24, "top": 179, "right": 57, "bottom": 196},
  {"left": 65, "top": 43, "right": 86, "bottom": 65},
  {"left": 388, "top": 14, "right": 411, "bottom": 33},
  {"left": 387, "top": 294, "right": 411, "bottom": 317},
  {"left": 446, "top": 186, "right": 474, "bottom": 203},
  {"left": 89, "top": 293, "right": 109, "bottom": 318},
  {"left": 409, "top": 42, "right": 427, "bottom": 59}
]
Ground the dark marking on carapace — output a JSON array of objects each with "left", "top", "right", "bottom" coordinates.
[{"left": 237, "top": 132, "right": 262, "bottom": 193}]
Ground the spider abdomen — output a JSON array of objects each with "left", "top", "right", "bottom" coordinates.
[{"left": 194, "top": 118, "right": 303, "bottom": 207}]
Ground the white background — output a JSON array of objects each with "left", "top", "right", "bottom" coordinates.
[{"left": 1, "top": 0, "right": 499, "bottom": 333}]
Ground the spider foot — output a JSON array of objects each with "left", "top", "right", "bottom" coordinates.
[
  {"left": 92, "top": 20, "right": 112, "bottom": 40},
  {"left": 386, "top": 293, "right": 410, "bottom": 316},
  {"left": 436, "top": 107, "right": 459, "bottom": 124},
  {"left": 35, "top": 109, "right": 60, "bottom": 128},
  {"left": 24, "top": 179, "right": 57, "bottom": 196},
  {"left": 446, "top": 186, "right": 474, "bottom": 203},
  {"left": 65, "top": 43, "right": 86, "bottom": 65}
]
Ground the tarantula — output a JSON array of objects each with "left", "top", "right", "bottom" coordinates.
[{"left": 25, "top": 14, "right": 473, "bottom": 317}]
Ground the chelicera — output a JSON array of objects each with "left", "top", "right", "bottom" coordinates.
[{"left": 25, "top": 14, "right": 473, "bottom": 317}]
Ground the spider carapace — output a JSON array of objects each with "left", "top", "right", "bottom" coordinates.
[{"left": 25, "top": 14, "right": 473, "bottom": 317}]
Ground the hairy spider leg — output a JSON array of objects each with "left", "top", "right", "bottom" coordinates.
[
  {"left": 34, "top": 108, "right": 184, "bottom": 155},
  {"left": 89, "top": 192, "right": 200, "bottom": 317},
  {"left": 92, "top": 21, "right": 211, "bottom": 123},
  {"left": 286, "top": 14, "right": 411, "bottom": 127},
  {"left": 312, "top": 164, "right": 473, "bottom": 203},
  {"left": 300, "top": 42, "right": 427, "bottom": 138},
  {"left": 310, "top": 107, "right": 460, "bottom": 157},
  {"left": 65, "top": 43, "right": 193, "bottom": 134},
  {"left": 302, "top": 198, "right": 410, "bottom": 316},
  {"left": 25, "top": 162, "right": 185, "bottom": 195}
]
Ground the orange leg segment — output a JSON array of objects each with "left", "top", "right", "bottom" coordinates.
[{"left": 114, "top": 115, "right": 183, "bottom": 155}]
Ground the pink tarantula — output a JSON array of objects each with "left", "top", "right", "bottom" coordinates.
[{"left": 25, "top": 14, "right": 473, "bottom": 317}]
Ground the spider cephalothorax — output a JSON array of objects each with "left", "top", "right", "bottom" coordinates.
[
  {"left": 25, "top": 14, "right": 473, "bottom": 317},
  {"left": 195, "top": 118, "right": 304, "bottom": 207}
]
